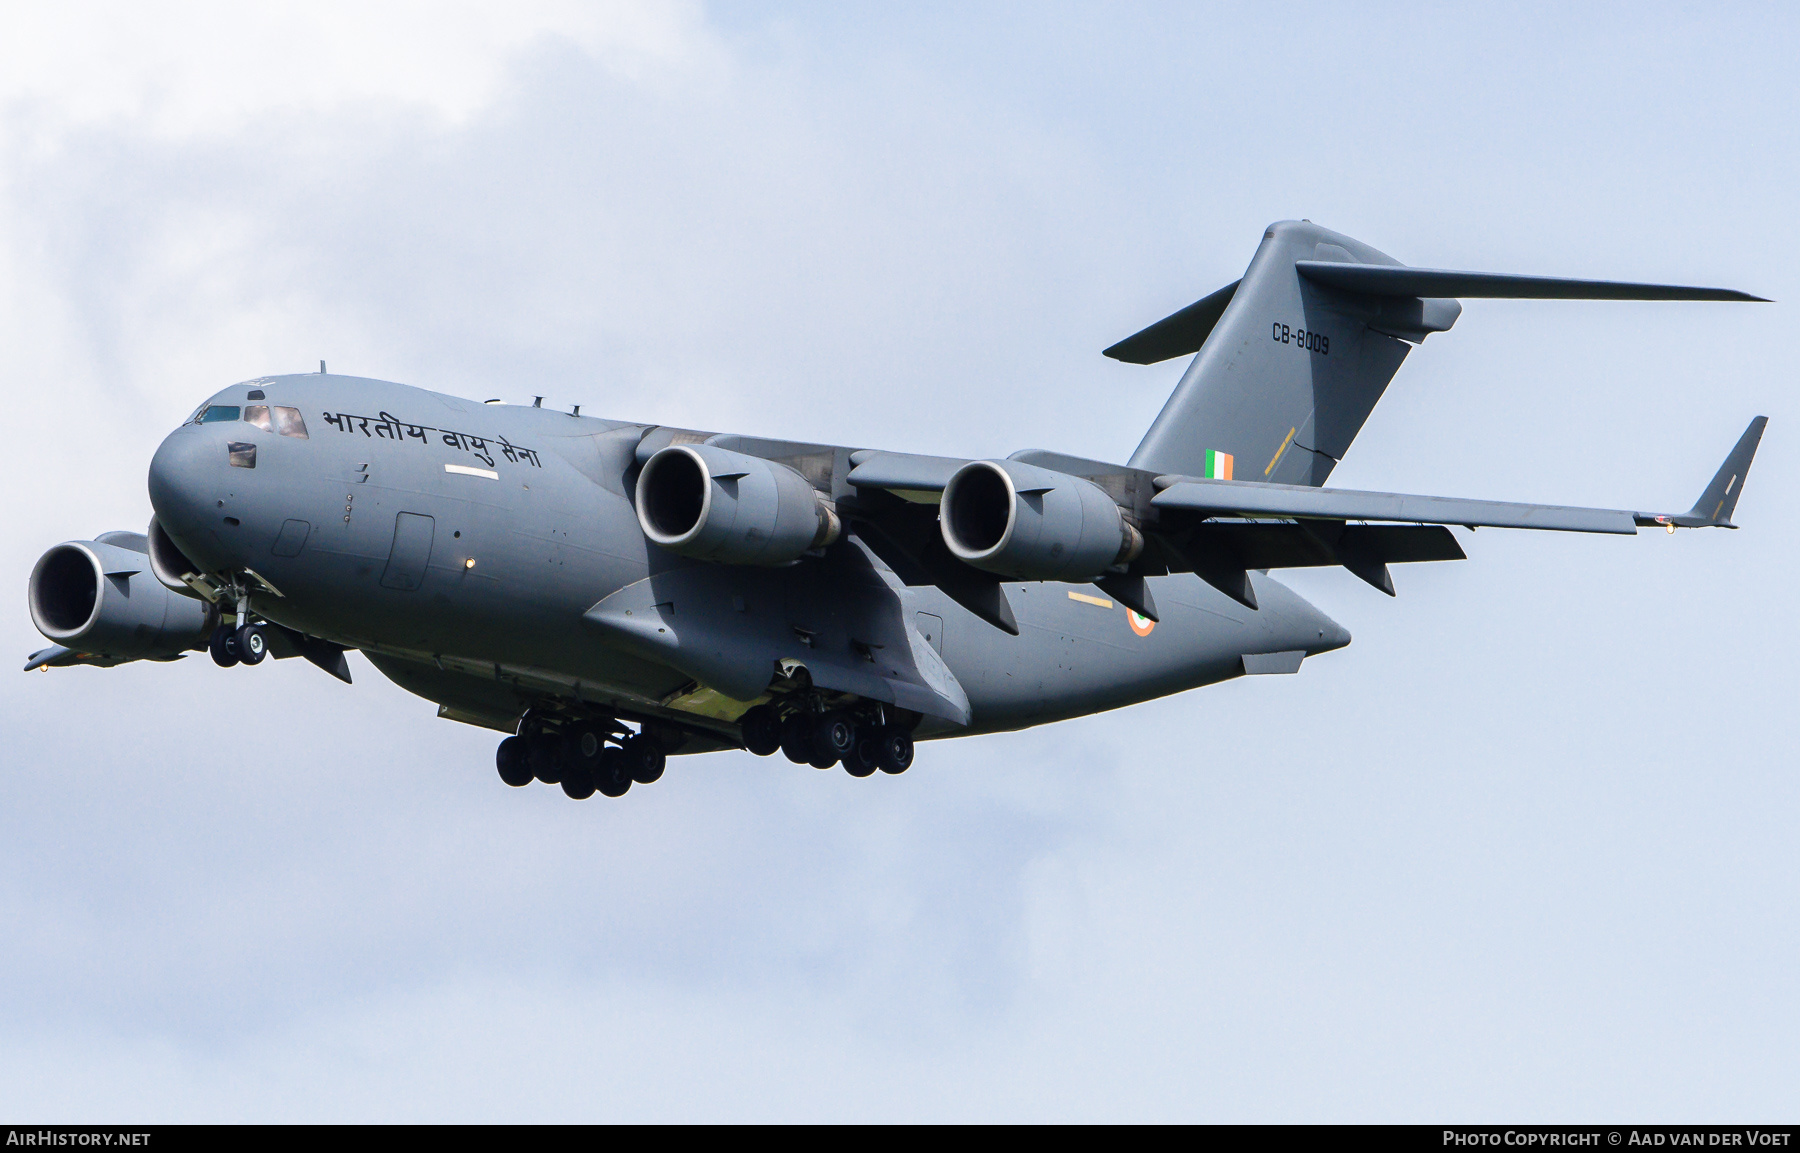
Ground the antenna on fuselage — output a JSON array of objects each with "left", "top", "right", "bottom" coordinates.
[
  {"left": 319, "top": 360, "right": 326, "bottom": 374},
  {"left": 571, "top": 405, "right": 580, "bottom": 416},
  {"left": 533, "top": 396, "right": 543, "bottom": 407}
]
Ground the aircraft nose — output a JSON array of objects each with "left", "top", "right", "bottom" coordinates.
[{"left": 147, "top": 425, "right": 223, "bottom": 537}]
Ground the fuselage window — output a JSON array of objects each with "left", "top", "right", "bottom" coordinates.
[
  {"left": 244, "top": 405, "right": 273, "bottom": 432},
  {"left": 272, "top": 406, "right": 309, "bottom": 439},
  {"left": 199, "top": 405, "right": 241, "bottom": 424}
]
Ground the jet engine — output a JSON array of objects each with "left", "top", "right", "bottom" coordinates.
[
  {"left": 28, "top": 538, "right": 217, "bottom": 661},
  {"left": 147, "top": 516, "right": 211, "bottom": 599},
  {"left": 636, "top": 444, "right": 841, "bottom": 565},
  {"left": 940, "top": 459, "right": 1142, "bottom": 582}
]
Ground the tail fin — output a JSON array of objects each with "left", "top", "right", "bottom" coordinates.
[
  {"left": 1123, "top": 221, "right": 1448, "bottom": 486},
  {"left": 1119, "top": 220, "right": 1766, "bottom": 486}
]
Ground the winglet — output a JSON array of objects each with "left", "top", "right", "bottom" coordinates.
[
  {"left": 1687, "top": 416, "right": 1768, "bottom": 527},
  {"left": 1635, "top": 416, "right": 1767, "bottom": 529}
]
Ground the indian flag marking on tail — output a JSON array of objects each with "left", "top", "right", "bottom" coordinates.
[{"left": 1203, "top": 449, "right": 1234, "bottom": 480}]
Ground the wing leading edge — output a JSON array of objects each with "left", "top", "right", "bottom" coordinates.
[
  {"left": 843, "top": 418, "right": 1765, "bottom": 616},
  {"left": 1152, "top": 415, "right": 1767, "bottom": 533}
]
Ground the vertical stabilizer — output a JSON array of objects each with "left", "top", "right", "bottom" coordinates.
[{"left": 1123, "top": 221, "right": 1460, "bottom": 486}]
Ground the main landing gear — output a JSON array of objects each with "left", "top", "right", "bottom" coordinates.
[
  {"left": 495, "top": 715, "right": 667, "bottom": 801},
  {"left": 737, "top": 702, "right": 915, "bottom": 777}
]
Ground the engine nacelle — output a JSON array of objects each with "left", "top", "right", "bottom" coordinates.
[
  {"left": 940, "top": 459, "right": 1142, "bottom": 582},
  {"left": 636, "top": 444, "right": 841, "bottom": 566},
  {"left": 147, "top": 516, "right": 212, "bottom": 599},
  {"left": 29, "top": 538, "right": 217, "bottom": 660}
]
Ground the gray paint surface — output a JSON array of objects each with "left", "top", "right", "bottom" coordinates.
[
  {"left": 33, "top": 217, "right": 1760, "bottom": 756},
  {"left": 3, "top": 6, "right": 1793, "bottom": 1121}
]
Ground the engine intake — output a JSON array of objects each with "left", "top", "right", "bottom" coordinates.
[
  {"left": 636, "top": 444, "right": 840, "bottom": 566},
  {"left": 940, "top": 459, "right": 1141, "bottom": 582},
  {"left": 147, "top": 517, "right": 211, "bottom": 599},
  {"left": 29, "top": 539, "right": 216, "bottom": 660}
]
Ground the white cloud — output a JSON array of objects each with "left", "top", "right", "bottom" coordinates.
[
  {"left": 0, "top": 1, "right": 716, "bottom": 136},
  {"left": 1, "top": 0, "right": 1796, "bottom": 1122}
]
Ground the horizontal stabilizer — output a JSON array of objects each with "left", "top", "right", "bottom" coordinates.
[
  {"left": 1103, "top": 279, "right": 1241, "bottom": 364},
  {"left": 1295, "top": 261, "right": 1769, "bottom": 302}
]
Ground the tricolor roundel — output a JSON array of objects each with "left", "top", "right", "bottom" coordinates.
[{"left": 1128, "top": 610, "right": 1155, "bottom": 637}]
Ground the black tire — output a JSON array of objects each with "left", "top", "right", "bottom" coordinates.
[
  {"left": 236, "top": 623, "right": 267, "bottom": 665},
  {"left": 740, "top": 705, "right": 782, "bottom": 757},
  {"left": 528, "top": 734, "right": 565, "bottom": 785},
  {"left": 780, "top": 713, "right": 814, "bottom": 764},
  {"left": 560, "top": 767, "right": 596, "bottom": 800},
  {"left": 813, "top": 712, "right": 857, "bottom": 761},
  {"left": 496, "top": 736, "right": 533, "bottom": 787},
  {"left": 565, "top": 723, "right": 605, "bottom": 770},
  {"left": 596, "top": 747, "right": 632, "bottom": 798},
  {"left": 624, "top": 736, "right": 666, "bottom": 785},
  {"left": 845, "top": 736, "right": 880, "bottom": 778},
  {"left": 208, "top": 625, "right": 239, "bottom": 668},
  {"left": 875, "top": 729, "right": 914, "bottom": 775}
]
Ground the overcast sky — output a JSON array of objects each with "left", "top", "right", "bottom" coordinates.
[{"left": 2, "top": 2, "right": 1795, "bottom": 1122}]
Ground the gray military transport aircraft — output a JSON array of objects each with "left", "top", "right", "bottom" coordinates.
[{"left": 25, "top": 221, "right": 1769, "bottom": 799}]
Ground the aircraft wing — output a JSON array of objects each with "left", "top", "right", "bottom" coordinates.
[
  {"left": 841, "top": 418, "right": 1765, "bottom": 616},
  {"left": 1154, "top": 415, "right": 1767, "bottom": 532},
  {"left": 1151, "top": 479, "right": 1638, "bottom": 532}
]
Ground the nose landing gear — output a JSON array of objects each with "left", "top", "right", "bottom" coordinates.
[
  {"left": 207, "top": 622, "right": 268, "bottom": 666},
  {"left": 205, "top": 577, "right": 275, "bottom": 669}
]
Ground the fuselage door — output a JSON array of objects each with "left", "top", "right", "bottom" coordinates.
[{"left": 380, "top": 512, "right": 436, "bottom": 592}]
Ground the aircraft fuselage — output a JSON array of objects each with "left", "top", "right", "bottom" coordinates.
[{"left": 146, "top": 374, "right": 1349, "bottom": 750}]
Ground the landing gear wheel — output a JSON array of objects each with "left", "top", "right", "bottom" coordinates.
[
  {"left": 740, "top": 705, "right": 782, "bottom": 757},
  {"left": 565, "top": 724, "right": 605, "bottom": 773},
  {"left": 780, "top": 714, "right": 814, "bottom": 765},
  {"left": 845, "top": 736, "right": 880, "bottom": 778},
  {"left": 560, "top": 766, "right": 596, "bottom": 800},
  {"left": 528, "top": 734, "right": 565, "bottom": 785},
  {"left": 813, "top": 712, "right": 856, "bottom": 763},
  {"left": 623, "top": 736, "right": 666, "bottom": 785},
  {"left": 236, "top": 623, "right": 267, "bottom": 665},
  {"left": 875, "top": 729, "right": 914, "bottom": 775},
  {"left": 208, "top": 625, "right": 240, "bottom": 668},
  {"left": 496, "top": 736, "right": 533, "bottom": 787},
  {"left": 596, "top": 747, "right": 632, "bottom": 798}
]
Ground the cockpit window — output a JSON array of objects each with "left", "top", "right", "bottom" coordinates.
[
  {"left": 244, "top": 405, "right": 273, "bottom": 432},
  {"left": 271, "top": 406, "right": 308, "bottom": 439},
  {"left": 199, "top": 405, "right": 241, "bottom": 423}
]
